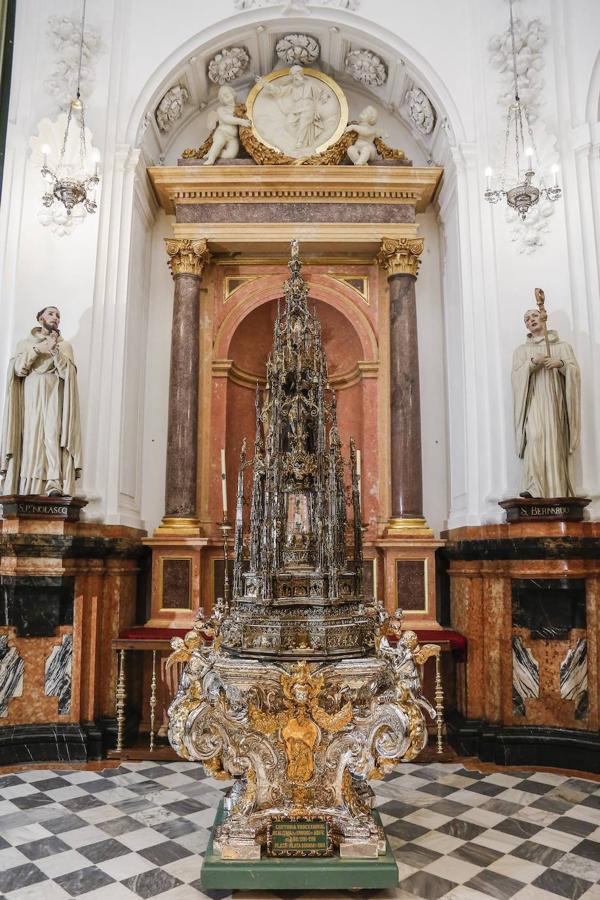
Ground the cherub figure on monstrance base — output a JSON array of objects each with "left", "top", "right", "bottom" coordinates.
[{"left": 500, "top": 288, "right": 589, "bottom": 522}]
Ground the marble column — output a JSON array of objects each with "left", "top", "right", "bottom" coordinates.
[
  {"left": 376, "top": 237, "right": 427, "bottom": 527},
  {"left": 162, "top": 239, "right": 211, "bottom": 526}
]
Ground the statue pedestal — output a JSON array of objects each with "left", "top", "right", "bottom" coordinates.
[
  {"left": 201, "top": 800, "right": 398, "bottom": 892},
  {"left": 443, "top": 522, "right": 600, "bottom": 772},
  {"left": 0, "top": 494, "right": 87, "bottom": 522},
  {"left": 0, "top": 506, "right": 146, "bottom": 765},
  {"left": 499, "top": 496, "right": 590, "bottom": 523}
]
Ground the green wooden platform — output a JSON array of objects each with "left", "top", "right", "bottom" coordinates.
[{"left": 201, "top": 800, "right": 399, "bottom": 891}]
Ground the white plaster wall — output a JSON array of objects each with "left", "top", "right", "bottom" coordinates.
[{"left": 1, "top": 0, "right": 599, "bottom": 532}]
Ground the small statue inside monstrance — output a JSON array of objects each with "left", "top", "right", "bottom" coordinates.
[{"left": 167, "top": 242, "right": 440, "bottom": 886}]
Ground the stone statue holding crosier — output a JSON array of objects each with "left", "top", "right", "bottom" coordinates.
[
  {"left": 511, "top": 290, "right": 580, "bottom": 498},
  {"left": 1, "top": 306, "right": 82, "bottom": 497}
]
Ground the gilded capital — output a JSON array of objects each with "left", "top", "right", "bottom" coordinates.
[
  {"left": 165, "top": 238, "right": 211, "bottom": 278},
  {"left": 375, "top": 237, "right": 424, "bottom": 278}
]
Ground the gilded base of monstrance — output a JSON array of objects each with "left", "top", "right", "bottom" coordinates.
[{"left": 168, "top": 612, "right": 438, "bottom": 860}]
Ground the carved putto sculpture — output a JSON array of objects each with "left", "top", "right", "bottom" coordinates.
[
  {"left": 202, "top": 86, "right": 251, "bottom": 166},
  {"left": 1, "top": 306, "right": 82, "bottom": 497},
  {"left": 345, "top": 105, "right": 380, "bottom": 165},
  {"left": 168, "top": 243, "right": 439, "bottom": 865}
]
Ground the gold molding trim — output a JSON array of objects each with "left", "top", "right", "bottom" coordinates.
[
  {"left": 375, "top": 237, "right": 425, "bottom": 278},
  {"left": 165, "top": 238, "right": 211, "bottom": 278},
  {"left": 386, "top": 516, "right": 433, "bottom": 537},
  {"left": 224, "top": 275, "right": 260, "bottom": 301},
  {"left": 331, "top": 275, "right": 369, "bottom": 304}
]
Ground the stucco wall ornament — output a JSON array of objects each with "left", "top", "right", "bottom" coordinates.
[
  {"left": 45, "top": 15, "right": 103, "bottom": 110},
  {"left": 155, "top": 84, "right": 190, "bottom": 133},
  {"left": 275, "top": 33, "right": 320, "bottom": 66},
  {"left": 207, "top": 46, "right": 251, "bottom": 85},
  {"left": 345, "top": 48, "right": 387, "bottom": 87},
  {"left": 405, "top": 87, "right": 436, "bottom": 135},
  {"left": 488, "top": 15, "right": 546, "bottom": 119},
  {"left": 505, "top": 197, "right": 554, "bottom": 254},
  {"left": 234, "top": 0, "right": 360, "bottom": 9}
]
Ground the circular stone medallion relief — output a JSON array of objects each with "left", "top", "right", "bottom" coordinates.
[{"left": 246, "top": 67, "right": 348, "bottom": 159}]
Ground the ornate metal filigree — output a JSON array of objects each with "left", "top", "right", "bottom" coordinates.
[{"left": 168, "top": 242, "right": 436, "bottom": 860}]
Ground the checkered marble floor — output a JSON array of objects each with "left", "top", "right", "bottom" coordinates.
[{"left": 0, "top": 761, "right": 599, "bottom": 900}]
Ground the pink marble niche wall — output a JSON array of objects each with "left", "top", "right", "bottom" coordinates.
[{"left": 210, "top": 270, "right": 379, "bottom": 533}]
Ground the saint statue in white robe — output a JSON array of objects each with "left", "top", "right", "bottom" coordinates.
[
  {"left": 511, "top": 308, "right": 580, "bottom": 498},
  {"left": 0, "top": 307, "right": 82, "bottom": 496}
]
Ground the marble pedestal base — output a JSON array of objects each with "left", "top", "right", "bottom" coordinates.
[
  {"left": 0, "top": 512, "right": 146, "bottom": 763},
  {"left": 443, "top": 522, "right": 600, "bottom": 771},
  {"left": 380, "top": 534, "right": 444, "bottom": 627}
]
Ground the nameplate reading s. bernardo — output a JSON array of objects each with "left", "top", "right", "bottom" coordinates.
[{"left": 267, "top": 817, "right": 332, "bottom": 857}]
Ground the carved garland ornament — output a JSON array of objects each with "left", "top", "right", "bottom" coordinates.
[
  {"left": 345, "top": 49, "right": 387, "bottom": 87},
  {"left": 155, "top": 84, "right": 190, "bottom": 133},
  {"left": 376, "top": 237, "right": 425, "bottom": 278},
  {"left": 207, "top": 46, "right": 250, "bottom": 85},
  {"left": 165, "top": 239, "right": 211, "bottom": 278},
  {"left": 275, "top": 34, "right": 320, "bottom": 66}
]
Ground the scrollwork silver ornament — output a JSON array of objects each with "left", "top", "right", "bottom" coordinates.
[
  {"left": 345, "top": 49, "right": 387, "bottom": 87},
  {"left": 405, "top": 87, "right": 436, "bottom": 135},
  {"left": 207, "top": 46, "right": 250, "bottom": 85},
  {"left": 155, "top": 84, "right": 190, "bottom": 133},
  {"left": 275, "top": 34, "right": 320, "bottom": 66}
]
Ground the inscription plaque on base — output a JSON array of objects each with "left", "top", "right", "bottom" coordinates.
[
  {"left": 267, "top": 817, "right": 332, "bottom": 857},
  {"left": 499, "top": 497, "right": 590, "bottom": 523}
]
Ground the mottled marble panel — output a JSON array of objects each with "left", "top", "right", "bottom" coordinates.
[
  {"left": 560, "top": 638, "right": 588, "bottom": 719},
  {"left": 44, "top": 634, "right": 72, "bottom": 714},
  {"left": 512, "top": 636, "right": 539, "bottom": 716},
  {"left": 0, "top": 635, "right": 24, "bottom": 716},
  {"left": 162, "top": 559, "right": 192, "bottom": 610}
]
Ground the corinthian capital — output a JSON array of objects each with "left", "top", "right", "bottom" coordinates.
[
  {"left": 165, "top": 238, "right": 211, "bottom": 278},
  {"left": 375, "top": 237, "right": 424, "bottom": 278}
]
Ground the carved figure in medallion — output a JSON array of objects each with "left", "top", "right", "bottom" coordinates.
[
  {"left": 345, "top": 105, "right": 380, "bottom": 165},
  {"left": 257, "top": 65, "right": 328, "bottom": 151},
  {"left": 511, "top": 300, "right": 580, "bottom": 497},
  {"left": 202, "top": 86, "right": 251, "bottom": 166},
  {"left": 1, "top": 307, "right": 81, "bottom": 496}
]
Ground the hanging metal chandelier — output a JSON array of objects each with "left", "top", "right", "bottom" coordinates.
[
  {"left": 40, "top": 0, "right": 100, "bottom": 218},
  {"left": 483, "top": 0, "right": 561, "bottom": 221}
]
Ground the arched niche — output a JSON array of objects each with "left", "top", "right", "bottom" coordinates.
[{"left": 210, "top": 274, "right": 381, "bottom": 528}]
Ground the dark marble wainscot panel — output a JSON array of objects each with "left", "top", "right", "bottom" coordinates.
[
  {"left": 0, "top": 635, "right": 24, "bottom": 716},
  {"left": 512, "top": 635, "right": 539, "bottom": 716},
  {"left": 0, "top": 723, "right": 87, "bottom": 765},
  {"left": 45, "top": 634, "right": 73, "bottom": 714},
  {"left": 512, "top": 578, "right": 586, "bottom": 639},
  {"left": 560, "top": 637, "right": 588, "bottom": 719},
  {"left": 0, "top": 575, "right": 74, "bottom": 637},
  {"left": 176, "top": 202, "right": 416, "bottom": 224}
]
